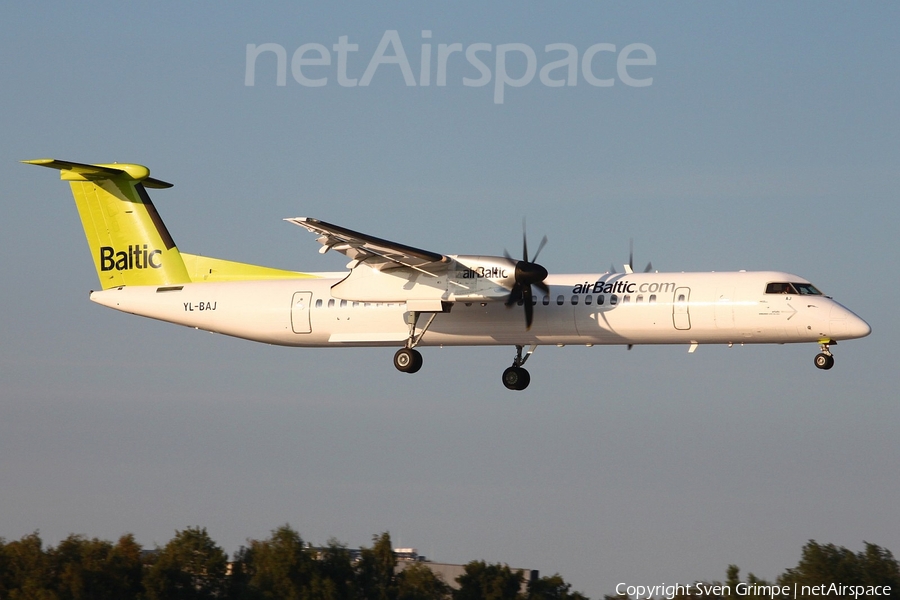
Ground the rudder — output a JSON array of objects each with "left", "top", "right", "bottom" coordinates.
[{"left": 24, "top": 159, "right": 191, "bottom": 289}]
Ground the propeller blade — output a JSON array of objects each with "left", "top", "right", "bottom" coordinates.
[
  {"left": 523, "top": 287, "right": 534, "bottom": 329},
  {"left": 506, "top": 220, "right": 550, "bottom": 330},
  {"left": 644, "top": 261, "right": 653, "bottom": 273},
  {"left": 505, "top": 284, "right": 523, "bottom": 307},
  {"left": 532, "top": 235, "right": 548, "bottom": 262}
]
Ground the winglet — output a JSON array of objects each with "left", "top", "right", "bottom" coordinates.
[{"left": 22, "top": 158, "right": 173, "bottom": 189}]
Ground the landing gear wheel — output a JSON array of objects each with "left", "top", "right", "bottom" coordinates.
[
  {"left": 394, "top": 348, "right": 423, "bottom": 373},
  {"left": 814, "top": 353, "right": 834, "bottom": 370},
  {"left": 502, "top": 366, "right": 530, "bottom": 391}
]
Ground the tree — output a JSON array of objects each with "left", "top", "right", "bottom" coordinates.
[
  {"left": 0, "top": 532, "right": 56, "bottom": 600},
  {"left": 857, "top": 542, "right": 900, "bottom": 588},
  {"left": 47, "top": 533, "right": 143, "bottom": 600},
  {"left": 315, "top": 538, "right": 356, "bottom": 600},
  {"left": 241, "top": 524, "right": 316, "bottom": 600},
  {"left": 144, "top": 526, "right": 228, "bottom": 600},
  {"left": 777, "top": 540, "right": 900, "bottom": 591},
  {"left": 356, "top": 532, "right": 397, "bottom": 600},
  {"left": 527, "top": 573, "right": 588, "bottom": 600},
  {"left": 396, "top": 561, "right": 451, "bottom": 600},
  {"left": 454, "top": 561, "right": 524, "bottom": 600}
]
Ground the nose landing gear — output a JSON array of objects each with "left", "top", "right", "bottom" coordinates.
[{"left": 814, "top": 341, "right": 835, "bottom": 370}]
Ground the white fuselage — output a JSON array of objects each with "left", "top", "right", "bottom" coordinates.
[{"left": 89, "top": 270, "right": 871, "bottom": 348}]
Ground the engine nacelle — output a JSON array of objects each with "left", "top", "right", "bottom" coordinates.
[
  {"left": 328, "top": 255, "right": 518, "bottom": 304},
  {"left": 445, "top": 255, "right": 517, "bottom": 302}
]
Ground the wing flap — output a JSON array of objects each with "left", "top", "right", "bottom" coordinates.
[{"left": 286, "top": 217, "right": 448, "bottom": 271}]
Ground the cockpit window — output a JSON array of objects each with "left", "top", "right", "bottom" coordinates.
[
  {"left": 766, "top": 282, "right": 823, "bottom": 295},
  {"left": 766, "top": 282, "right": 797, "bottom": 294},
  {"left": 793, "top": 283, "right": 822, "bottom": 295}
]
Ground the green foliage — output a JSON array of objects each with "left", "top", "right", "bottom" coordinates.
[
  {"left": 48, "top": 534, "right": 143, "bottom": 600},
  {"left": 777, "top": 540, "right": 900, "bottom": 591},
  {"left": 316, "top": 539, "right": 357, "bottom": 600},
  {"left": 396, "top": 561, "right": 451, "bottom": 600},
  {"left": 356, "top": 532, "right": 398, "bottom": 600},
  {"left": 453, "top": 561, "right": 524, "bottom": 600},
  {"left": 144, "top": 526, "right": 228, "bottom": 600},
  {"left": 13, "top": 527, "right": 896, "bottom": 600},
  {"left": 0, "top": 532, "right": 56, "bottom": 600},
  {"left": 243, "top": 524, "right": 315, "bottom": 600},
  {"left": 527, "top": 573, "right": 589, "bottom": 600}
]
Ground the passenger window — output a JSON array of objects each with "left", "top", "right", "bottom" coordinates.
[
  {"left": 340, "top": 300, "right": 347, "bottom": 308},
  {"left": 557, "top": 295, "right": 565, "bottom": 305},
  {"left": 315, "top": 299, "right": 323, "bottom": 308},
  {"left": 532, "top": 295, "right": 538, "bottom": 305},
  {"left": 649, "top": 294, "right": 656, "bottom": 304},
  {"left": 353, "top": 302, "right": 360, "bottom": 308},
  {"left": 623, "top": 295, "right": 631, "bottom": 304},
  {"left": 636, "top": 294, "right": 643, "bottom": 303},
  {"left": 610, "top": 294, "right": 618, "bottom": 305},
  {"left": 571, "top": 295, "right": 579, "bottom": 305},
  {"left": 542, "top": 295, "right": 550, "bottom": 306},
  {"left": 328, "top": 299, "right": 335, "bottom": 308},
  {"left": 597, "top": 295, "right": 605, "bottom": 305},
  {"left": 585, "top": 295, "right": 592, "bottom": 305}
]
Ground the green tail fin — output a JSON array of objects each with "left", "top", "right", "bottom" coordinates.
[{"left": 24, "top": 159, "right": 191, "bottom": 289}]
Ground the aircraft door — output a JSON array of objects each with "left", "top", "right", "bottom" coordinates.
[
  {"left": 673, "top": 287, "right": 691, "bottom": 330},
  {"left": 291, "top": 291, "right": 313, "bottom": 334},
  {"left": 714, "top": 287, "right": 735, "bottom": 329}
]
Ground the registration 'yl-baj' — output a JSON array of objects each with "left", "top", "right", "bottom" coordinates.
[{"left": 26, "top": 159, "right": 871, "bottom": 391}]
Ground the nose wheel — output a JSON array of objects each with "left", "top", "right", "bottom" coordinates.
[{"left": 814, "top": 341, "right": 835, "bottom": 370}]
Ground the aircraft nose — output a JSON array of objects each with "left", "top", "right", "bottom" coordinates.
[
  {"left": 830, "top": 303, "right": 872, "bottom": 340},
  {"left": 846, "top": 314, "right": 872, "bottom": 339}
]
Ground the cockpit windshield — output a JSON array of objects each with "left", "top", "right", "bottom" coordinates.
[
  {"left": 793, "top": 282, "right": 823, "bottom": 295},
  {"left": 765, "top": 282, "right": 823, "bottom": 295}
]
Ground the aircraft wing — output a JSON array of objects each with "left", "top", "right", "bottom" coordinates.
[{"left": 285, "top": 217, "right": 449, "bottom": 272}]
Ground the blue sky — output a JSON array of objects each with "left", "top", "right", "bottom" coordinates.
[{"left": 2, "top": 2, "right": 899, "bottom": 595}]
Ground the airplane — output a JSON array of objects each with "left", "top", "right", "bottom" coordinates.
[{"left": 24, "top": 158, "right": 871, "bottom": 391}]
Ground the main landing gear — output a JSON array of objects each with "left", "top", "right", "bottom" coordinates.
[
  {"left": 394, "top": 309, "right": 437, "bottom": 375},
  {"left": 814, "top": 341, "right": 835, "bottom": 370},
  {"left": 392, "top": 313, "right": 538, "bottom": 392},
  {"left": 394, "top": 347, "right": 423, "bottom": 373},
  {"left": 502, "top": 344, "right": 537, "bottom": 391}
]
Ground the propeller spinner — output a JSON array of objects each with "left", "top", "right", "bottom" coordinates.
[{"left": 504, "top": 227, "right": 549, "bottom": 329}]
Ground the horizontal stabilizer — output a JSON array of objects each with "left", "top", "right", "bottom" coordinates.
[{"left": 22, "top": 158, "right": 173, "bottom": 188}]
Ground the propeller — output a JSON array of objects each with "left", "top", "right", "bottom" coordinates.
[
  {"left": 504, "top": 224, "right": 549, "bottom": 329},
  {"left": 624, "top": 239, "right": 654, "bottom": 274}
]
